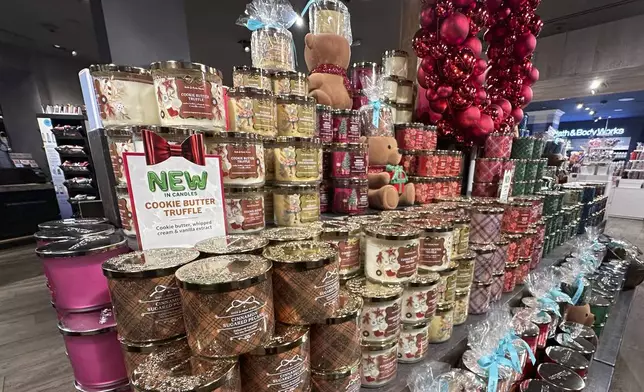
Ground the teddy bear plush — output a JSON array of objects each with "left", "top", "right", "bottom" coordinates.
[
  {"left": 304, "top": 33, "right": 352, "bottom": 110},
  {"left": 565, "top": 304, "right": 595, "bottom": 326},
  {"left": 367, "top": 136, "right": 415, "bottom": 209}
]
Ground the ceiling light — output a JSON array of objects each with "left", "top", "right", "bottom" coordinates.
[
  {"left": 53, "top": 44, "right": 61, "bottom": 49},
  {"left": 614, "top": 109, "right": 623, "bottom": 112},
  {"left": 244, "top": 46, "right": 250, "bottom": 53},
  {"left": 576, "top": 103, "right": 583, "bottom": 109},
  {"left": 609, "top": 116, "right": 612, "bottom": 118},
  {"left": 590, "top": 80, "right": 602, "bottom": 90},
  {"left": 295, "top": 16, "right": 304, "bottom": 27},
  {"left": 618, "top": 98, "right": 634, "bottom": 102},
  {"left": 598, "top": 116, "right": 602, "bottom": 120},
  {"left": 589, "top": 110, "right": 596, "bottom": 115},
  {"left": 591, "top": 89, "right": 596, "bottom": 95},
  {"left": 593, "top": 117, "right": 599, "bottom": 122},
  {"left": 71, "top": 50, "right": 78, "bottom": 57},
  {"left": 584, "top": 107, "right": 590, "bottom": 111}
]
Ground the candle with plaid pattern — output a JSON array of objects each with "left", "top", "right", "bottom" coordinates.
[{"left": 468, "top": 207, "right": 504, "bottom": 244}]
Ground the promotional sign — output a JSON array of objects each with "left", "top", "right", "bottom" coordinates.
[
  {"left": 124, "top": 131, "right": 226, "bottom": 250},
  {"left": 499, "top": 169, "right": 514, "bottom": 203}
]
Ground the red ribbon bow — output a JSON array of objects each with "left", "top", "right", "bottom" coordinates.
[{"left": 142, "top": 130, "right": 206, "bottom": 166}]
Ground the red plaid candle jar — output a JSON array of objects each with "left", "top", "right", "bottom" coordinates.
[
  {"left": 449, "top": 151, "right": 463, "bottom": 176},
  {"left": 410, "top": 177, "right": 438, "bottom": 204},
  {"left": 330, "top": 143, "right": 368, "bottom": 179},
  {"left": 516, "top": 257, "right": 531, "bottom": 285},
  {"left": 318, "top": 221, "right": 361, "bottom": 278},
  {"left": 484, "top": 132, "right": 513, "bottom": 158},
  {"left": 435, "top": 151, "right": 451, "bottom": 176},
  {"left": 346, "top": 277, "right": 402, "bottom": 344},
  {"left": 415, "top": 151, "right": 438, "bottom": 177},
  {"left": 503, "top": 263, "right": 518, "bottom": 293},
  {"left": 400, "top": 151, "right": 417, "bottom": 175},
  {"left": 501, "top": 201, "right": 533, "bottom": 233},
  {"left": 469, "top": 281, "right": 492, "bottom": 315},
  {"left": 424, "top": 125, "right": 438, "bottom": 150},
  {"left": 332, "top": 109, "right": 361, "bottom": 142},
  {"left": 475, "top": 158, "right": 504, "bottom": 183},
  {"left": 492, "top": 238, "right": 509, "bottom": 274},
  {"left": 395, "top": 123, "right": 427, "bottom": 150},
  {"left": 504, "top": 233, "right": 522, "bottom": 264},
  {"left": 397, "top": 321, "right": 429, "bottom": 363},
  {"left": 531, "top": 245, "right": 543, "bottom": 269},
  {"left": 469, "top": 207, "right": 504, "bottom": 244},
  {"left": 519, "top": 230, "right": 536, "bottom": 259},
  {"left": 470, "top": 244, "right": 496, "bottom": 282},
  {"left": 472, "top": 182, "right": 499, "bottom": 198},
  {"left": 490, "top": 272, "right": 504, "bottom": 302},
  {"left": 514, "top": 195, "right": 544, "bottom": 223},
  {"left": 502, "top": 159, "right": 516, "bottom": 177}
]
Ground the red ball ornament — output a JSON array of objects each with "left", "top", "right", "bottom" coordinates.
[
  {"left": 478, "top": 113, "right": 494, "bottom": 135},
  {"left": 463, "top": 36, "right": 482, "bottom": 56},
  {"left": 458, "top": 84, "right": 477, "bottom": 101},
  {"left": 474, "top": 88, "right": 487, "bottom": 105},
  {"left": 507, "top": 0, "right": 528, "bottom": 11},
  {"left": 440, "top": 12, "right": 470, "bottom": 45},
  {"left": 467, "top": 4, "right": 489, "bottom": 34},
  {"left": 498, "top": 122, "right": 513, "bottom": 134},
  {"left": 425, "top": 87, "right": 439, "bottom": 102},
  {"left": 436, "top": 120, "right": 455, "bottom": 137},
  {"left": 430, "top": 99, "right": 449, "bottom": 114},
  {"left": 420, "top": 7, "right": 437, "bottom": 29},
  {"left": 485, "top": 104, "right": 504, "bottom": 126},
  {"left": 473, "top": 71, "right": 486, "bottom": 86},
  {"left": 511, "top": 107, "right": 524, "bottom": 123},
  {"left": 417, "top": 66, "right": 430, "bottom": 89},
  {"left": 428, "top": 109, "right": 443, "bottom": 124},
  {"left": 486, "top": 0, "right": 504, "bottom": 12},
  {"left": 514, "top": 33, "right": 537, "bottom": 58},
  {"left": 473, "top": 59, "right": 488, "bottom": 75},
  {"left": 524, "top": 66, "right": 539, "bottom": 86},
  {"left": 494, "top": 98, "right": 512, "bottom": 119},
  {"left": 450, "top": 91, "right": 472, "bottom": 111},
  {"left": 435, "top": 0, "right": 455, "bottom": 19},
  {"left": 504, "top": 115, "right": 516, "bottom": 128},
  {"left": 412, "top": 29, "right": 433, "bottom": 58},
  {"left": 437, "top": 85, "right": 454, "bottom": 98},
  {"left": 530, "top": 15, "right": 544, "bottom": 37},
  {"left": 420, "top": 57, "right": 437, "bottom": 74},
  {"left": 453, "top": 0, "right": 474, "bottom": 7},
  {"left": 518, "top": 85, "right": 533, "bottom": 106}
]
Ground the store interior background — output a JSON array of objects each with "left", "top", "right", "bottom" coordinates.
[{"left": 2, "top": 0, "right": 644, "bottom": 391}]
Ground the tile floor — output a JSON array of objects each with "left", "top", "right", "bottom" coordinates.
[{"left": 0, "top": 218, "right": 641, "bottom": 391}]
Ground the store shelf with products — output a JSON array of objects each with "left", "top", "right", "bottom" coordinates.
[{"left": 608, "top": 179, "right": 644, "bottom": 220}]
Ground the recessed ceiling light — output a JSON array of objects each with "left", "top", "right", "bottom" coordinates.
[
  {"left": 53, "top": 44, "right": 61, "bottom": 48},
  {"left": 618, "top": 98, "right": 634, "bottom": 102},
  {"left": 295, "top": 16, "right": 304, "bottom": 27},
  {"left": 598, "top": 116, "right": 602, "bottom": 120},
  {"left": 608, "top": 116, "right": 612, "bottom": 118},
  {"left": 71, "top": 50, "right": 77, "bottom": 56},
  {"left": 590, "top": 80, "right": 602, "bottom": 90},
  {"left": 614, "top": 109, "right": 623, "bottom": 112},
  {"left": 584, "top": 107, "right": 590, "bottom": 111},
  {"left": 591, "top": 89, "right": 597, "bottom": 95},
  {"left": 589, "top": 110, "right": 596, "bottom": 115},
  {"left": 576, "top": 103, "right": 584, "bottom": 109}
]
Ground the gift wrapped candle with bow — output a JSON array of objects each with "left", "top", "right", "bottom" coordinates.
[
  {"left": 525, "top": 269, "right": 574, "bottom": 336},
  {"left": 359, "top": 73, "right": 395, "bottom": 137},
  {"left": 461, "top": 320, "right": 514, "bottom": 392},
  {"left": 304, "top": 0, "right": 353, "bottom": 43},
  {"left": 488, "top": 308, "right": 536, "bottom": 384},
  {"left": 237, "top": 0, "right": 298, "bottom": 72}
]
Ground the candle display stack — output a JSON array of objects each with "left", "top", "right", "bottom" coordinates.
[
  {"left": 474, "top": 133, "right": 515, "bottom": 197},
  {"left": 380, "top": 49, "right": 414, "bottom": 124},
  {"left": 510, "top": 136, "right": 547, "bottom": 196},
  {"left": 35, "top": 218, "right": 130, "bottom": 391}
]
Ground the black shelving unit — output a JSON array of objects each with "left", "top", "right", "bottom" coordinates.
[{"left": 38, "top": 114, "right": 100, "bottom": 216}]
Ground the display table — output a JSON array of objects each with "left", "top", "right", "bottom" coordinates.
[{"left": 608, "top": 179, "right": 644, "bottom": 220}]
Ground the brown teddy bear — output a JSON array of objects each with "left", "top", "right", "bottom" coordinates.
[
  {"left": 367, "top": 136, "right": 415, "bottom": 209},
  {"left": 565, "top": 304, "right": 595, "bottom": 326},
  {"left": 304, "top": 33, "right": 352, "bottom": 110}
]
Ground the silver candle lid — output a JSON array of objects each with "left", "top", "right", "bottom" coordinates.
[{"left": 102, "top": 248, "right": 200, "bottom": 279}]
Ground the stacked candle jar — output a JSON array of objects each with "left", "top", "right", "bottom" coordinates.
[
  {"left": 474, "top": 132, "right": 515, "bottom": 197},
  {"left": 35, "top": 219, "right": 130, "bottom": 391},
  {"left": 509, "top": 136, "right": 538, "bottom": 196},
  {"left": 349, "top": 61, "right": 382, "bottom": 110},
  {"left": 573, "top": 183, "right": 608, "bottom": 234},
  {"left": 381, "top": 49, "right": 415, "bottom": 124},
  {"left": 537, "top": 190, "right": 565, "bottom": 255},
  {"left": 402, "top": 147, "right": 464, "bottom": 204},
  {"left": 513, "top": 195, "right": 546, "bottom": 270}
]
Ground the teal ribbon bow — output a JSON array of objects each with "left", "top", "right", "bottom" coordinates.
[
  {"left": 301, "top": 0, "right": 316, "bottom": 16},
  {"left": 503, "top": 332, "right": 536, "bottom": 365},
  {"left": 572, "top": 275, "right": 586, "bottom": 305},
  {"left": 478, "top": 354, "right": 514, "bottom": 392},
  {"left": 497, "top": 336, "right": 522, "bottom": 372},
  {"left": 537, "top": 296, "right": 561, "bottom": 317},
  {"left": 385, "top": 165, "right": 407, "bottom": 185},
  {"left": 547, "top": 288, "right": 573, "bottom": 305},
  {"left": 370, "top": 99, "right": 382, "bottom": 127}
]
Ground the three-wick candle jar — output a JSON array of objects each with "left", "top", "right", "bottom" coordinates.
[
  {"left": 346, "top": 277, "right": 402, "bottom": 344},
  {"left": 224, "top": 186, "right": 265, "bottom": 234},
  {"left": 205, "top": 131, "right": 265, "bottom": 186},
  {"left": 276, "top": 95, "right": 317, "bottom": 137},
  {"left": 273, "top": 136, "right": 322, "bottom": 183},
  {"left": 195, "top": 234, "right": 269, "bottom": 256},
  {"left": 233, "top": 65, "right": 273, "bottom": 91},
  {"left": 361, "top": 340, "right": 398, "bottom": 388},
  {"left": 273, "top": 183, "right": 321, "bottom": 226},
  {"left": 227, "top": 87, "right": 277, "bottom": 136},
  {"left": 397, "top": 321, "right": 429, "bottom": 363},
  {"left": 174, "top": 255, "right": 275, "bottom": 358},
  {"left": 263, "top": 241, "right": 340, "bottom": 324},
  {"left": 401, "top": 272, "right": 440, "bottom": 323},
  {"left": 363, "top": 224, "right": 421, "bottom": 284},
  {"left": 428, "top": 302, "right": 455, "bottom": 343},
  {"left": 102, "top": 248, "right": 200, "bottom": 343},
  {"left": 312, "top": 363, "right": 361, "bottom": 392},
  {"left": 318, "top": 221, "right": 362, "bottom": 279},
  {"left": 412, "top": 220, "right": 454, "bottom": 273}
]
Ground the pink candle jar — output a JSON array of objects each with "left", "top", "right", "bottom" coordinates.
[
  {"left": 470, "top": 244, "right": 496, "bottom": 282},
  {"left": 468, "top": 207, "right": 504, "bottom": 244},
  {"left": 469, "top": 280, "right": 492, "bottom": 315},
  {"left": 395, "top": 123, "right": 427, "bottom": 150},
  {"left": 449, "top": 151, "right": 463, "bottom": 176},
  {"left": 410, "top": 177, "right": 438, "bottom": 204},
  {"left": 317, "top": 104, "right": 334, "bottom": 143},
  {"left": 332, "top": 178, "right": 369, "bottom": 215},
  {"left": 472, "top": 181, "right": 500, "bottom": 198},
  {"left": 484, "top": 132, "right": 513, "bottom": 158},
  {"left": 492, "top": 239, "right": 510, "bottom": 274},
  {"left": 501, "top": 201, "right": 533, "bottom": 233},
  {"left": 58, "top": 308, "right": 128, "bottom": 389},
  {"left": 401, "top": 272, "right": 440, "bottom": 323},
  {"left": 34, "top": 224, "right": 115, "bottom": 247},
  {"left": 36, "top": 234, "right": 129, "bottom": 311},
  {"left": 350, "top": 62, "right": 381, "bottom": 91},
  {"left": 352, "top": 92, "right": 369, "bottom": 110},
  {"left": 329, "top": 142, "right": 368, "bottom": 179},
  {"left": 503, "top": 263, "right": 518, "bottom": 293},
  {"left": 475, "top": 158, "right": 504, "bottom": 183},
  {"left": 333, "top": 109, "right": 361, "bottom": 142},
  {"left": 415, "top": 151, "right": 438, "bottom": 177},
  {"left": 514, "top": 195, "right": 544, "bottom": 223}
]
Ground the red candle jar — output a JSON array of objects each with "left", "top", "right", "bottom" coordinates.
[
  {"left": 492, "top": 239, "right": 509, "bottom": 274},
  {"left": 503, "top": 263, "right": 518, "bottom": 293},
  {"left": 449, "top": 151, "right": 463, "bottom": 176},
  {"left": 400, "top": 151, "right": 417, "bottom": 176},
  {"left": 323, "top": 150, "right": 332, "bottom": 179},
  {"left": 532, "top": 312, "right": 552, "bottom": 349},
  {"left": 415, "top": 151, "right": 438, "bottom": 177},
  {"left": 332, "top": 109, "right": 361, "bottom": 142},
  {"left": 352, "top": 92, "right": 368, "bottom": 110},
  {"left": 514, "top": 195, "right": 544, "bottom": 223},
  {"left": 320, "top": 180, "right": 331, "bottom": 213},
  {"left": 501, "top": 201, "right": 533, "bottom": 233},
  {"left": 485, "top": 133, "right": 513, "bottom": 158},
  {"left": 411, "top": 177, "right": 438, "bottom": 204},
  {"left": 448, "top": 178, "right": 462, "bottom": 197},
  {"left": 516, "top": 257, "right": 531, "bottom": 285},
  {"left": 475, "top": 158, "right": 504, "bottom": 183},
  {"left": 504, "top": 233, "right": 522, "bottom": 264},
  {"left": 519, "top": 230, "right": 536, "bottom": 258},
  {"left": 472, "top": 182, "right": 499, "bottom": 198},
  {"left": 435, "top": 178, "right": 450, "bottom": 198},
  {"left": 330, "top": 143, "right": 368, "bottom": 179},
  {"left": 395, "top": 123, "right": 427, "bottom": 150},
  {"left": 317, "top": 104, "right": 333, "bottom": 143},
  {"left": 435, "top": 151, "right": 451, "bottom": 176},
  {"left": 424, "top": 125, "right": 438, "bottom": 150},
  {"left": 531, "top": 220, "right": 546, "bottom": 248},
  {"left": 350, "top": 61, "right": 380, "bottom": 91},
  {"left": 531, "top": 245, "right": 542, "bottom": 269},
  {"left": 332, "top": 179, "right": 369, "bottom": 214}
]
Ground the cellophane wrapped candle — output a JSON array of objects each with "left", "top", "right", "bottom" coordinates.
[
  {"left": 308, "top": 0, "right": 353, "bottom": 44},
  {"left": 359, "top": 73, "right": 395, "bottom": 137}
]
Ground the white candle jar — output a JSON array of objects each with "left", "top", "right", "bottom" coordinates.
[
  {"left": 361, "top": 340, "right": 397, "bottom": 388},
  {"left": 413, "top": 221, "right": 454, "bottom": 273},
  {"left": 397, "top": 321, "right": 429, "bottom": 363},
  {"left": 394, "top": 103, "right": 413, "bottom": 124},
  {"left": 89, "top": 64, "right": 160, "bottom": 129},
  {"left": 396, "top": 79, "right": 414, "bottom": 104},
  {"left": 382, "top": 77, "right": 398, "bottom": 102},
  {"left": 428, "top": 302, "right": 454, "bottom": 343},
  {"left": 401, "top": 272, "right": 439, "bottom": 323},
  {"left": 346, "top": 277, "right": 402, "bottom": 344},
  {"left": 364, "top": 224, "right": 421, "bottom": 284},
  {"left": 251, "top": 27, "right": 295, "bottom": 72},
  {"left": 224, "top": 186, "right": 265, "bottom": 234},
  {"left": 382, "top": 50, "right": 409, "bottom": 79},
  {"left": 309, "top": 0, "right": 353, "bottom": 44},
  {"left": 149, "top": 61, "right": 225, "bottom": 130},
  {"left": 205, "top": 132, "right": 265, "bottom": 186}
]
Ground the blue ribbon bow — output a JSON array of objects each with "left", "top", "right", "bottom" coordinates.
[
  {"left": 497, "top": 336, "right": 522, "bottom": 372},
  {"left": 537, "top": 296, "right": 561, "bottom": 317},
  {"left": 370, "top": 99, "right": 382, "bottom": 127},
  {"left": 572, "top": 275, "right": 586, "bottom": 305},
  {"left": 478, "top": 354, "right": 514, "bottom": 392},
  {"left": 301, "top": 0, "right": 316, "bottom": 16},
  {"left": 547, "top": 288, "right": 573, "bottom": 305}
]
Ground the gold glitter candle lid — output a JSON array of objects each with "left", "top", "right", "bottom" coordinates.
[
  {"left": 380, "top": 210, "right": 421, "bottom": 222},
  {"left": 408, "top": 272, "right": 440, "bottom": 287},
  {"left": 364, "top": 223, "right": 421, "bottom": 240},
  {"left": 262, "top": 241, "right": 337, "bottom": 270},
  {"left": 248, "top": 324, "right": 309, "bottom": 356},
  {"left": 455, "top": 288, "right": 469, "bottom": 297},
  {"left": 346, "top": 214, "right": 383, "bottom": 227},
  {"left": 409, "top": 219, "right": 454, "bottom": 233},
  {"left": 322, "top": 291, "right": 363, "bottom": 324},
  {"left": 345, "top": 277, "right": 403, "bottom": 302},
  {"left": 195, "top": 235, "right": 269, "bottom": 255},
  {"left": 260, "top": 226, "right": 323, "bottom": 242},
  {"left": 175, "top": 255, "right": 271, "bottom": 293},
  {"left": 131, "top": 339, "right": 238, "bottom": 392},
  {"left": 439, "top": 262, "right": 459, "bottom": 274},
  {"left": 102, "top": 248, "right": 200, "bottom": 279},
  {"left": 470, "top": 244, "right": 496, "bottom": 254},
  {"left": 361, "top": 339, "right": 397, "bottom": 351},
  {"left": 468, "top": 206, "right": 504, "bottom": 214},
  {"left": 455, "top": 251, "right": 476, "bottom": 262},
  {"left": 312, "top": 360, "right": 360, "bottom": 379},
  {"left": 402, "top": 320, "right": 429, "bottom": 330},
  {"left": 317, "top": 220, "right": 361, "bottom": 237}
]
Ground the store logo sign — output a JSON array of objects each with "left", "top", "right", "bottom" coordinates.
[{"left": 555, "top": 127, "right": 625, "bottom": 138}]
